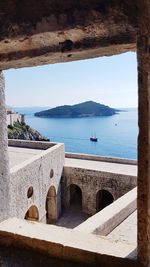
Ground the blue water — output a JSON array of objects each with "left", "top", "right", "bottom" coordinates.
[{"left": 14, "top": 107, "right": 138, "bottom": 159}]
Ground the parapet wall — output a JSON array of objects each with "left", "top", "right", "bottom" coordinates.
[
  {"left": 0, "top": 218, "right": 137, "bottom": 266},
  {"left": 8, "top": 139, "right": 57, "bottom": 150},
  {"left": 65, "top": 152, "right": 137, "bottom": 165}
]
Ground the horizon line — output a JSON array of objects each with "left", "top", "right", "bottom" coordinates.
[{"left": 7, "top": 105, "right": 138, "bottom": 109}]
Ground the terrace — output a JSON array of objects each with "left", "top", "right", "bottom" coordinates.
[{"left": 7, "top": 139, "right": 137, "bottom": 251}]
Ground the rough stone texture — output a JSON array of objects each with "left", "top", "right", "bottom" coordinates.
[
  {"left": 9, "top": 142, "right": 64, "bottom": 222},
  {"left": 137, "top": 35, "right": 150, "bottom": 266},
  {"left": 0, "top": 72, "right": 10, "bottom": 221},
  {"left": 0, "top": 1, "right": 138, "bottom": 69},
  {"left": 62, "top": 164, "right": 137, "bottom": 215}
]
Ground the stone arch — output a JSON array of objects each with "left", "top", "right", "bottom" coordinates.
[
  {"left": 96, "top": 189, "right": 114, "bottom": 212},
  {"left": 24, "top": 205, "right": 39, "bottom": 221},
  {"left": 69, "top": 184, "right": 82, "bottom": 210},
  {"left": 46, "top": 185, "right": 57, "bottom": 223}
]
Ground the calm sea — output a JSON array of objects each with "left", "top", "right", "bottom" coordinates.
[{"left": 14, "top": 107, "right": 138, "bottom": 159}]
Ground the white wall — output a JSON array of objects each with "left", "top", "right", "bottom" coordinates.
[{"left": 9, "top": 142, "right": 64, "bottom": 222}]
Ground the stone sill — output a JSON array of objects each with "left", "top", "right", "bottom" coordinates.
[
  {"left": 0, "top": 218, "right": 139, "bottom": 267},
  {"left": 75, "top": 188, "right": 137, "bottom": 236}
]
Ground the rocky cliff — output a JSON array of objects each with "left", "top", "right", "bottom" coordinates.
[{"left": 8, "top": 122, "right": 49, "bottom": 141}]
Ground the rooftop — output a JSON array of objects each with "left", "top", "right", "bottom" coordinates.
[
  {"left": 9, "top": 146, "right": 137, "bottom": 176},
  {"left": 8, "top": 146, "right": 43, "bottom": 168}
]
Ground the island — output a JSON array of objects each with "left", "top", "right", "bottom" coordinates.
[{"left": 34, "top": 101, "right": 117, "bottom": 118}]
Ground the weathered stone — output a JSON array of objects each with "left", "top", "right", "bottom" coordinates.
[
  {"left": 62, "top": 162, "right": 137, "bottom": 215},
  {"left": 137, "top": 35, "right": 150, "bottom": 266},
  {"left": 9, "top": 140, "right": 64, "bottom": 222},
  {"left": 0, "top": 72, "right": 10, "bottom": 221},
  {"left": 0, "top": 1, "right": 138, "bottom": 69}
]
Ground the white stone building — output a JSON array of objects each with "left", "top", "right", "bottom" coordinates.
[{"left": 6, "top": 107, "right": 25, "bottom": 126}]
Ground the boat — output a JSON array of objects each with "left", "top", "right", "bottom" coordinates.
[
  {"left": 90, "top": 133, "right": 98, "bottom": 142},
  {"left": 90, "top": 137, "right": 98, "bottom": 142}
]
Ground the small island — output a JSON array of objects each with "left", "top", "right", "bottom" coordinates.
[{"left": 34, "top": 101, "right": 117, "bottom": 118}]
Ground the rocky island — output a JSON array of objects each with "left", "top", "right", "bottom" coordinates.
[
  {"left": 8, "top": 122, "right": 49, "bottom": 141},
  {"left": 34, "top": 101, "right": 116, "bottom": 118}
]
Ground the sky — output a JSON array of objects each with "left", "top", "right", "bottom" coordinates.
[{"left": 5, "top": 52, "right": 137, "bottom": 108}]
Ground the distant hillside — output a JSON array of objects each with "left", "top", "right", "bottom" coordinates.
[{"left": 34, "top": 101, "right": 116, "bottom": 118}]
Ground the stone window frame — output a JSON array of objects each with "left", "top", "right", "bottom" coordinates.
[{"left": 0, "top": 26, "right": 149, "bottom": 267}]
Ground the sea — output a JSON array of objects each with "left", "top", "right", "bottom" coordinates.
[{"left": 14, "top": 107, "right": 138, "bottom": 160}]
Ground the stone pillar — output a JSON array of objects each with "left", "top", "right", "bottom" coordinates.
[
  {"left": 82, "top": 192, "right": 95, "bottom": 215},
  {"left": 137, "top": 35, "right": 150, "bottom": 266},
  {"left": 0, "top": 71, "right": 10, "bottom": 221}
]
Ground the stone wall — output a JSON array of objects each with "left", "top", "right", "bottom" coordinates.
[
  {"left": 0, "top": 72, "right": 10, "bottom": 222},
  {"left": 62, "top": 166, "right": 137, "bottom": 215},
  {"left": 9, "top": 142, "right": 64, "bottom": 222}
]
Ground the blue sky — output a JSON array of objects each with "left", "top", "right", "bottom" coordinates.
[{"left": 5, "top": 52, "right": 137, "bottom": 108}]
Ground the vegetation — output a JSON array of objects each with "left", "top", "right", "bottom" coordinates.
[
  {"left": 35, "top": 101, "right": 117, "bottom": 118},
  {"left": 8, "top": 122, "right": 49, "bottom": 141},
  {"left": 8, "top": 122, "right": 29, "bottom": 132}
]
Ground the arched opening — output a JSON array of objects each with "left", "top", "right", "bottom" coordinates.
[
  {"left": 24, "top": 205, "right": 39, "bottom": 221},
  {"left": 96, "top": 190, "right": 114, "bottom": 212},
  {"left": 69, "top": 184, "right": 82, "bottom": 210},
  {"left": 46, "top": 186, "right": 57, "bottom": 223}
]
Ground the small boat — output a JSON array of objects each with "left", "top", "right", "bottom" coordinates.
[
  {"left": 90, "top": 132, "right": 98, "bottom": 142},
  {"left": 90, "top": 137, "right": 98, "bottom": 142}
]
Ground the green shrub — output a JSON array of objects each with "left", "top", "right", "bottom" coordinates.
[
  {"left": 26, "top": 125, "right": 30, "bottom": 130},
  {"left": 8, "top": 125, "right": 13, "bottom": 130}
]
